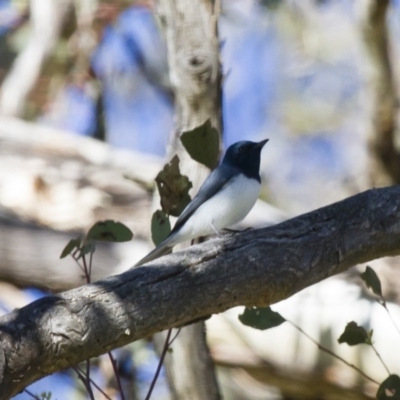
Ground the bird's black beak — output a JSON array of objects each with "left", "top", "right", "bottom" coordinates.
[{"left": 254, "top": 138, "right": 269, "bottom": 149}]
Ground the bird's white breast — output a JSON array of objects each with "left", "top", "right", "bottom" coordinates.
[{"left": 172, "top": 174, "right": 260, "bottom": 244}]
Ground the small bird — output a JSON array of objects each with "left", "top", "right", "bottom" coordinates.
[{"left": 135, "top": 139, "right": 269, "bottom": 266}]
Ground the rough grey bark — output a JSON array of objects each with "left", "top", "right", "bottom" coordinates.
[
  {"left": 1, "top": 186, "right": 400, "bottom": 399},
  {"left": 154, "top": 0, "right": 222, "bottom": 398},
  {"left": 156, "top": 0, "right": 221, "bottom": 134}
]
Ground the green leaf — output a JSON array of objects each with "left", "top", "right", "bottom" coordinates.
[
  {"left": 40, "top": 392, "right": 52, "bottom": 400},
  {"left": 60, "top": 236, "right": 82, "bottom": 259},
  {"left": 155, "top": 155, "right": 192, "bottom": 217},
  {"left": 338, "top": 321, "right": 371, "bottom": 346},
  {"left": 360, "top": 266, "right": 383, "bottom": 298},
  {"left": 80, "top": 241, "right": 96, "bottom": 256},
  {"left": 377, "top": 375, "right": 400, "bottom": 400},
  {"left": 87, "top": 220, "right": 133, "bottom": 242},
  {"left": 239, "top": 307, "right": 286, "bottom": 330},
  {"left": 151, "top": 210, "right": 171, "bottom": 246},
  {"left": 181, "top": 120, "right": 220, "bottom": 170},
  {"left": 260, "top": 0, "right": 281, "bottom": 10}
]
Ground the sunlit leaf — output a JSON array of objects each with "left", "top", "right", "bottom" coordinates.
[
  {"left": 60, "top": 236, "right": 82, "bottom": 259},
  {"left": 151, "top": 210, "right": 171, "bottom": 246},
  {"left": 361, "top": 266, "right": 383, "bottom": 298},
  {"left": 338, "top": 321, "right": 371, "bottom": 346},
  {"left": 377, "top": 374, "right": 400, "bottom": 400},
  {"left": 239, "top": 307, "right": 286, "bottom": 330},
  {"left": 181, "top": 120, "right": 220, "bottom": 170},
  {"left": 87, "top": 220, "right": 133, "bottom": 242},
  {"left": 155, "top": 155, "right": 192, "bottom": 217}
]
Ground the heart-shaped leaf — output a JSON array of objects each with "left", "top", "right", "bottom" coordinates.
[
  {"left": 361, "top": 266, "right": 383, "bottom": 298},
  {"left": 87, "top": 220, "right": 133, "bottom": 242},
  {"left": 181, "top": 119, "right": 220, "bottom": 170},
  {"left": 377, "top": 375, "right": 400, "bottom": 400},
  {"left": 80, "top": 241, "right": 96, "bottom": 256},
  {"left": 151, "top": 210, "right": 171, "bottom": 246},
  {"left": 60, "top": 236, "right": 82, "bottom": 259},
  {"left": 338, "top": 322, "right": 372, "bottom": 346},
  {"left": 239, "top": 307, "right": 286, "bottom": 330}
]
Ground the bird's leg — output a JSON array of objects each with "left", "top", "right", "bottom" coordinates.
[{"left": 211, "top": 222, "right": 223, "bottom": 238}]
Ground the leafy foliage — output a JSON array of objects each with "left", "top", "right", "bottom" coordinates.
[
  {"left": 80, "top": 241, "right": 96, "bottom": 257},
  {"left": 155, "top": 155, "right": 192, "bottom": 216},
  {"left": 60, "top": 221, "right": 133, "bottom": 259},
  {"left": 60, "top": 236, "right": 82, "bottom": 258},
  {"left": 181, "top": 120, "right": 220, "bottom": 170},
  {"left": 87, "top": 220, "right": 133, "bottom": 242},
  {"left": 151, "top": 210, "right": 171, "bottom": 246},
  {"left": 361, "top": 266, "right": 383, "bottom": 298},
  {"left": 39, "top": 392, "right": 52, "bottom": 400},
  {"left": 338, "top": 322, "right": 372, "bottom": 346},
  {"left": 239, "top": 306, "right": 286, "bottom": 330},
  {"left": 377, "top": 375, "right": 400, "bottom": 400}
]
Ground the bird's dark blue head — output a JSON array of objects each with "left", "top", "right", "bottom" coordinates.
[{"left": 222, "top": 139, "right": 269, "bottom": 182}]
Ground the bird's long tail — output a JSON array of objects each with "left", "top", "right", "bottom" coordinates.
[{"left": 134, "top": 235, "right": 175, "bottom": 267}]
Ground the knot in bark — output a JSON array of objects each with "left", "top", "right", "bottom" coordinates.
[{"left": 184, "top": 49, "right": 214, "bottom": 84}]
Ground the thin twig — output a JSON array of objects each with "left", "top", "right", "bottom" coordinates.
[
  {"left": 75, "top": 365, "right": 113, "bottom": 400},
  {"left": 72, "top": 254, "right": 90, "bottom": 283},
  {"left": 23, "top": 389, "right": 41, "bottom": 400},
  {"left": 381, "top": 302, "right": 400, "bottom": 337},
  {"left": 82, "top": 255, "right": 91, "bottom": 284},
  {"left": 73, "top": 365, "right": 95, "bottom": 400},
  {"left": 144, "top": 329, "right": 173, "bottom": 400},
  {"left": 168, "top": 328, "right": 182, "bottom": 347},
  {"left": 287, "top": 320, "right": 379, "bottom": 385},
  {"left": 371, "top": 343, "right": 391, "bottom": 375},
  {"left": 88, "top": 250, "right": 94, "bottom": 280},
  {"left": 86, "top": 358, "right": 91, "bottom": 395},
  {"left": 71, "top": 252, "right": 85, "bottom": 275},
  {"left": 108, "top": 351, "right": 126, "bottom": 400}
]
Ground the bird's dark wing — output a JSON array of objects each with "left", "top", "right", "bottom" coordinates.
[{"left": 171, "top": 164, "right": 238, "bottom": 234}]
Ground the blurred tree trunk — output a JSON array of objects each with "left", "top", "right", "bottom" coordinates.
[
  {"left": 153, "top": 0, "right": 222, "bottom": 399},
  {"left": 0, "top": 0, "right": 72, "bottom": 117},
  {"left": 360, "top": 0, "right": 399, "bottom": 185}
]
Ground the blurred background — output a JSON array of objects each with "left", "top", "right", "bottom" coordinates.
[{"left": 1, "top": 0, "right": 400, "bottom": 399}]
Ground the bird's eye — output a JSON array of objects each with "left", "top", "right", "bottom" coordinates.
[{"left": 238, "top": 146, "right": 245, "bottom": 153}]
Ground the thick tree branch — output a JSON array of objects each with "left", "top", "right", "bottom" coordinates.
[{"left": 1, "top": 186, "right": 400, "bottom": 399}]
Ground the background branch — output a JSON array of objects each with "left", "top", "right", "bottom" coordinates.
[{"left": 0, "top": 116, "right": 162, "bottom": 290}]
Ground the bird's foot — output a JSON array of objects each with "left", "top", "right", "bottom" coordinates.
[{"left": 222, "top": 227, "right": 254, "bottom": 235}]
